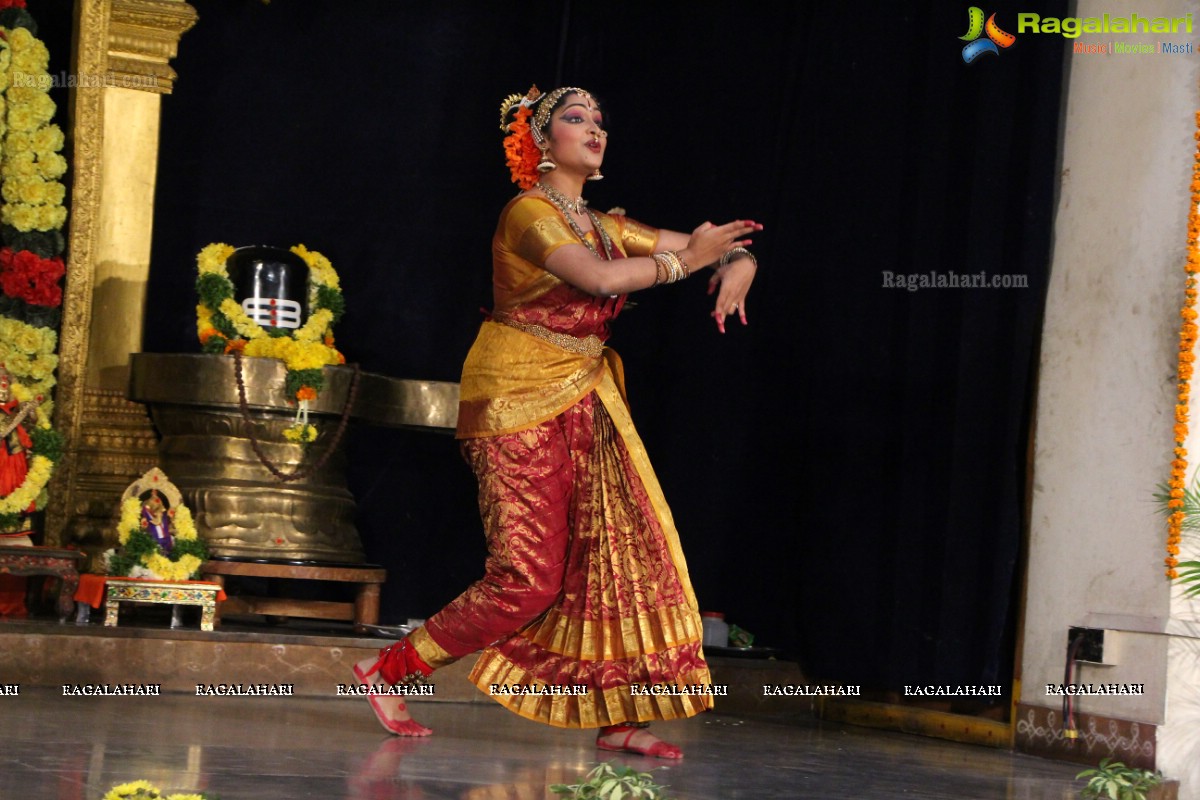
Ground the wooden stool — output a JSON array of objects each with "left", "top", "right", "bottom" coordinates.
[
  {"left": 104, "top": 579, "right": 222, "bottom": 632},
  {"left": 200, "top": 559, "right": 386, "bottom": 632},
  {"left": 0, "top": 546, "right": 84, "bottom": 621}
]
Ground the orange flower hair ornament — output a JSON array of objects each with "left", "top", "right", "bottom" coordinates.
[
  {"left": 500, "top": 86, "right": 596, "bottom": 190},
  {"left": 500, "top": 86, "right": 543, "bottom": 190}
]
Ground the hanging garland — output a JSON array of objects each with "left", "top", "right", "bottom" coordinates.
[
  {"left": 0, "top": 2, "right": 69, "bottom": 534},
  {"left": 195, "top": 242, "right": 345, "bottom": 443},
  {"left": 0, "top": 315, "right": 55, "bottom": 401},
  {"left": 1165, "top": 109, "right": 1200, "bottom": 580}
]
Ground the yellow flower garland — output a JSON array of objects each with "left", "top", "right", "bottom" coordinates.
[
  {"left": 1167, "top": 110, "right": 1200, "bottom": 580},
  {"left": 115, "top": 497, "right": 204, "bottom": 582},
  {"left": 0, "top": 454, "right": 51, "bottom": 516},
  {"left": 1, "top": 26, "right": 67, "bottom": 233},
  {"left": 0, "top": 316, "right": 59, "bottom": 412},
  {"left": 0, "top": 19, "right": 68, "bottom": 532},
  {"left": 195, "top": 243, "right": 344, "bottom": 443},
  {"left": 0, "top": 323, "right": 57, "bottom": 520}
]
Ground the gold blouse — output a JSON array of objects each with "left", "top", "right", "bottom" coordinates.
[{"left": 456, "top": 195, "right": 659, "bottom": 439}]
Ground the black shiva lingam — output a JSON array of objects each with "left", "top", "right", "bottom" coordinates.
[{"left": 225, "top": 245, "right": 309, "bottom": 331}]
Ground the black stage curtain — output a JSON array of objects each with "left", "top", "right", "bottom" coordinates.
[{"left": 143, "top": 0, "right": 1065, "bottom": 695}]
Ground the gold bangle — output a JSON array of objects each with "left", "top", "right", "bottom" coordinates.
[
  {"left": 669, "top": 251, "right": 684, "bottom": 282},
  {"left": 651, "top": 253, "right": 668, "bottom": 286},
  {"left": 653, "top": 252, "right": 686, "bottom": 285},
  {"left": 720, "top": 247, "right": 756, "bottom": 268},
  {"left": 676, "top": 250, "right": 691, "bottom": 278}
]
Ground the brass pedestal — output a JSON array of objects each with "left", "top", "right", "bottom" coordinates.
[{"left": 128, "top": 353, "right": 458, "bottom": 563}]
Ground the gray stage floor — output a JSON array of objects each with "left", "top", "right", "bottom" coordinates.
[{"left": 1, "top": 689, "right": 1087, "bottom": 799}]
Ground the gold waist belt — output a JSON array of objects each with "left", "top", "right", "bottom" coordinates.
[{"left": 493, "top": 313, "right": 604, "bottom": 358}]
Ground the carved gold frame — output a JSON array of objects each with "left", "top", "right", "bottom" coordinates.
[{"left": 45, "top": 0, "right": 197, "bottom": 546}]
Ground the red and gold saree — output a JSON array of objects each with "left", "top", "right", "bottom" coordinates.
[{"left": 408, "top": 195, "right": 712, "bottom": 728}]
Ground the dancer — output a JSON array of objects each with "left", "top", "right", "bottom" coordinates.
[{"left": 355, "top": 85, "right": 761, "bottom": 758}]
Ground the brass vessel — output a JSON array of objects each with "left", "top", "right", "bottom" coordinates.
[{"left": 128, "top": 353, "right": 458, "bottom": 563}]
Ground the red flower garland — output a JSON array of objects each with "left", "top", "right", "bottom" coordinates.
[{"left": 0, "top": 246, "right": 64, "bottom": 307}]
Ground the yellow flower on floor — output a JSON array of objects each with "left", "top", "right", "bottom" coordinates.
[
  {"left": 103, "top": 782, "right": 213, "bottom": 800},
  {"left": 103, "top": 780, "right": 160, "bottom": 800}
]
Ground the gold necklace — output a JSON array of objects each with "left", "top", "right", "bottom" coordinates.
[
  {"left": 538, "top": 182, "right": 587, "bottom": 214},
  {"left": 537, "top": 182, "right": 614, "bottom": 260}
]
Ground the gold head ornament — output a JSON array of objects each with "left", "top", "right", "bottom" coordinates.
[
  {"left": 498, "top": 85, "right": 594, "bottom": 142},
  {"left": 530, "top": 86, "right": 592, "bottom": 145},
  {"left": 499, "top": 85, "right": 543, "bottom": 132}
]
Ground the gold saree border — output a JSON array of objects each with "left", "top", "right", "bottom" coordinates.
[
  {"left": 409, "top": 626, "right": 457, "bottom": 670},
  {"left": 467, "top": 650, "right": 714, "bottom": 729},
  {"left": 520, "top": 604, "right": 704, "bottom": 662}
]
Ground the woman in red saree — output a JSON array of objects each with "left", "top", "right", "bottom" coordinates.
[{"left": 355, "top": 86, "right": 761, "bottom": 758}]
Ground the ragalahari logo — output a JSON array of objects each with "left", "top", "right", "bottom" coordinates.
[{"left": 960, "top": 7, "right": 1017, "bottom": 63}]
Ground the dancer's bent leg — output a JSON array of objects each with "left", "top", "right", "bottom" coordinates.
[{"left": 358, "top": 422, "right": 573, "bottom": 735}]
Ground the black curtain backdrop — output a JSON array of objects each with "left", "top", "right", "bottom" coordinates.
[{"left": 140, "top": 0, "right": 1066, "bottom": 695}]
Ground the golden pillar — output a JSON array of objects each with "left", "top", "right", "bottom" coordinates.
[{"left": 46, "top": 0, "right": 197, "bottom": 557}]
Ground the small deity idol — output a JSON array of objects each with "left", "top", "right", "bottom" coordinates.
[{"left": 140, "top": 489, "right": 174, "bottom": 554}]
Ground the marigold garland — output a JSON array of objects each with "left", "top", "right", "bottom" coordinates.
[
  {"left": 1166, "top": 110, "right": 1200, "bottom": 580},
  {"left": 0, "top": 7, "right": 69, "bottom": 536},
  {"left": 195, "top": 242, "right": 345, "bottom": 443}
]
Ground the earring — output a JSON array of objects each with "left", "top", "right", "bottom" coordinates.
[
  {"left": 537, "top": 146, "right": 556, "bottom": 174},
  {"left": 587, "top": 169, "right": 604, "bottom": 181}
]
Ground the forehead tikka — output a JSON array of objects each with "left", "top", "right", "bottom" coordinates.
[{"left": 530, "top": 87, "right": 593, "bottom": 146}]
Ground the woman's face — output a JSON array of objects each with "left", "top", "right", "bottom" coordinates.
[{"left": 545, "top": 92, "right": 606, "bottom": 177}]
